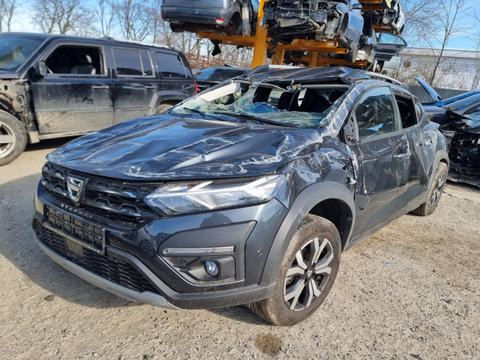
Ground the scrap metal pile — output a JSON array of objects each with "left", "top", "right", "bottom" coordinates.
[
  {"left": 162, "top": 0, "right": 407, "bottom": 68},
  {"left": 417, "top": 78, "right": 480, "bottom": 187}
]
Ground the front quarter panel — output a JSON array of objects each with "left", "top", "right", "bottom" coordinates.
[{"left": 419, "top": 117, "right": 449, "bottom": 180}]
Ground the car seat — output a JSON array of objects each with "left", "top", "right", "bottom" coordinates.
[{"left": 70, "top": 53, "right": 96, "bottom": 75}]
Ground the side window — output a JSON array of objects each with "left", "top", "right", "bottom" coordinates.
[
  {"left": 395, "top": 93, "right": 418, "bottom": 129},
  {"left": 156, "top": 52, "right": 191, "bottom": 79},
  {"left": 113, "top": 48, "right": 142, "bottom": 76},
  {"left": 354, "top": 87, "right": 400, "bottom": 140},
  {"left": 45, "top": 45, "right": 104, "bottom": 75},
  {"left": 140, "top": 50, "right": 153, "bottom": 76}
]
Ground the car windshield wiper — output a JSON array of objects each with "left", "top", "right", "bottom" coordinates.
[
  {"left": 183, "top": 107, "right": 231, "bottom": 122},
  {"left": 216, "top": 111, "right": 289, "bottom": 127}
]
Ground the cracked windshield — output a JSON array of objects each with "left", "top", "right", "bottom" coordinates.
[{"left": 173, "top": 81, "right": 347, "bottom": 128}]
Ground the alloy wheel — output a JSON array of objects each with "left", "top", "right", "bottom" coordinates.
[
  {"left": 429, "top": 170, "right": 446, "bottom": 208},
  {"left": 283, "top": 237, "right": 334, "bottom": 311},
  {"left": 0, "top": 121, "right": 16, "bottom": 157}
]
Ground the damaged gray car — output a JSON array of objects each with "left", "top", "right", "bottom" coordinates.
[{"left": 33, "top": 66, "right": 448, "bottom": 325}]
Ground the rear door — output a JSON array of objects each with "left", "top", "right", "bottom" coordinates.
[
  {"left": 31, "top": 42, "right": 113, "bottom": 135},
  {"left": 375, "top": 33, "right": 407, "bottom": 62},
  {"left": 112, "top": 47, "right": 158, "bottom": 123},
  {"left": 348, "top": 86, "right": 413, "bottom": 236},
  {"left": 155, "top": 50, "right": 195, "bottom": 101}
]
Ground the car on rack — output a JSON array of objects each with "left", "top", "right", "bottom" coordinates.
[
  {"left": 416, "top": 78, "right": 480, "bottom": 187},
  {"left": 0, "top": 32, "right": 195, "bottom": 165},
  {"left": 33, "top": 66, "right": 448, "bottom": 326},
  {"left": 194, "top": 65, "right": 249, "bottom": 92},
  {"left": 264, "top": 0, "right": 365, "bottom": 62},
  {"left": 361, "top": 0, "right": 405, "bottom": 34},
  {"left": 162, "top": 0, "right": 259, "bottom": 36}
]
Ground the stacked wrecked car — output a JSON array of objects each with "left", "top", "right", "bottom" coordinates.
[{"left": 162, "top": 0, "right": 407, "bottom": 68}]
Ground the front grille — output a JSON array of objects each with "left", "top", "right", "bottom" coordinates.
[
  {"left": 41, "top": 162, "right": 159, "bottom": 222},
  {"left": 34, "top": 220, "right": 159, "bottom": 295}
]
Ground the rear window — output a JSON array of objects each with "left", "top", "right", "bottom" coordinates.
[
  {"left": 196, "top": 68, "right": 245, "bottom": 82},
  {"left": 156, "top": 52, "right": 191, "bottom": 79},
  {"left": 140, "top": 50, "right": 153, "bottom": 76}
]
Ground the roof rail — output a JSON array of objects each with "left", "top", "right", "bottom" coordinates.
[{"left": 366, "top": 71, "right": 405, "bottom": 87}]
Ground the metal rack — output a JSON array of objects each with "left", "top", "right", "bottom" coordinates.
[{"left": 195, "top": 0, "right": 393, "bottom": 69}]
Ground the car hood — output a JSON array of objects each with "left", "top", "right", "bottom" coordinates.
[{"left": 47, "top": 115, "right": 325, "bottom": 180}]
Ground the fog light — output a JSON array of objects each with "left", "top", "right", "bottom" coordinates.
[{"left": 205, "top": 261, "right": 219, "bottom": 277}]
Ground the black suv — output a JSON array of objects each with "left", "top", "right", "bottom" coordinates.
[
  {"left": 32, "top": 67, "right": 448, "bottom": 325},
  {"left": 0, "top": 32, "right": 195, "bottom": 165}
]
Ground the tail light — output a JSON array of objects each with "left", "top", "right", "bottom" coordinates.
[
  {"left": 215, "top": 17, "right": 225, "bottom": 25},
  {"left": 194, "top": 81, "right": 198, "bottom": 94}
]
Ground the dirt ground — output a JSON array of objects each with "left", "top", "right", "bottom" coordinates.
[{"left": 1, "top": 139, "right": 479, "bottom": 360}]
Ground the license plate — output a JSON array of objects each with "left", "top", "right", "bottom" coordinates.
[
  {"left": 65, "top": 238, "right": 84, "bottom": 257},
  {"left": 44, "top": 205, "right": 106, "bottom": 254}
]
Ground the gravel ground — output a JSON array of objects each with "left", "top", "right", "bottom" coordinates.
[{"left": 1, "top": 139, "right": 479, "bottom": 360}]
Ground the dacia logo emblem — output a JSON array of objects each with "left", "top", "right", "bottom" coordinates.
[{"left": 67, "top": 176, "right": 85, "bottom": 204}]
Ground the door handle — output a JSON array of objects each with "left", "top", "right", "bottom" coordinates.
[{"left": 92, "top": 85, "right": 109, "bottom": 90}]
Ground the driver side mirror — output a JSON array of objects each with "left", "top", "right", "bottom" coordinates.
[
  {"left": 33, "top": 61, "right": 47, "bottom": 79},
  {"left": 350, "top": 3, "right": 362, "bottom": 10}
]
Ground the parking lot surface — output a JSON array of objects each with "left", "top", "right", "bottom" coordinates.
[{"left": 1, "top": 139, "right": 479, "bottom": 359}]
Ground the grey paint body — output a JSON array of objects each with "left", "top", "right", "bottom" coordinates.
[{"left": 33, "top": 67, "right": 449, "bottom": 309}]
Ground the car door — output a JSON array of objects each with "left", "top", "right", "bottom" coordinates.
[
  {"left": 111, "top": 47, "right": 158, "bottom": 124},
  {"left": 375, "top": 33, "right": 407, "bottom": 62},
  {"left": 348, "top": 86, "right": 413, "bottom": 237},
  {"left": 31, "top": 43, "right": 113, "bottom": 135}
]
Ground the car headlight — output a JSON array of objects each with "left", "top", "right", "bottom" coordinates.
[{"left": 145, "top": 175, "right": 285, "bottom": 216}]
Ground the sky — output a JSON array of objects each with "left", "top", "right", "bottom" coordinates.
[
  {"left": 402, "top": 0, "right": 480, "bottom": 50},
  {"left": 8, "top": 0, "right": 480, "bottom": 51}
]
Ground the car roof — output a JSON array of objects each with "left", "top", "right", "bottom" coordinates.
[
  {"left": 2, "top": 32, "right": 177, "bottom": 52},
  {"left": 244, "top": 66, "right": 401, "bottom": 85}
]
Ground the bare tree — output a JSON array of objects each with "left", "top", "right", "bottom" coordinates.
[
  {"left": 425, "top": 0, "right": 470, "bottom": 85},
  {"left": 0, "top": 0, "right": 17, "bottom": 32},
  {"left": 400, "top": 0, "right": 442, "bottom": 47},
  {"left": 98, "top": 0, "right": 115, "bottom": 37},
  {"left": 112, "top": 0, "right": 150, "bottom": 41},
  {"left": 33, "top": 0, "right": 92, "bottom": 35},
  {"left": 148, "top": 0, "right": 178, "bottom": 47}
]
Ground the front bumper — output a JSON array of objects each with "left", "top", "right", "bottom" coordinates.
[
  {"left": 34, "top": 232, "right": 178, "bottom": 309},
  {"left": 33, "top": 183, "right": 287, "bottom": 309}
]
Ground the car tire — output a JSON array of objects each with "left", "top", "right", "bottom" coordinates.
[
  {"left": 250, "top": 214, "right": 341, "bottom": 326},
  {"left": 0, "top": 111, "right": 27, "bottom": 166},
  {"left": 413, "top": 162, "right": 448, "bottom": 216}
]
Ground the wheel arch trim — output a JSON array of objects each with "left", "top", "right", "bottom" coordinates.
[{"left": 259, "top": 181, "right": 355, "bottom": 286}]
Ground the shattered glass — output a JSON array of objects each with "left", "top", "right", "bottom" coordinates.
[{"left": 173, "top": 81, "right": 348, "bottom": 128}]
